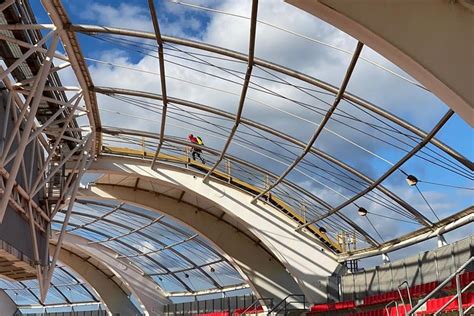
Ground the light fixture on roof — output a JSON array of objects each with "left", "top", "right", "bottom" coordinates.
[
  {"left": 319, "top": 227, "right": 327, "bottom": 234},
  {"left": 210, "top": 267, "right": 215, "bottom": 273},
  {"left": 184, "top": 273, "right": 189, "bottom": 278},
  {"left": 358, "top": 207, "right": 368, "bottom": 216},
  {"left": 406, "top": 175, "right": 418, "bottom": 186}
]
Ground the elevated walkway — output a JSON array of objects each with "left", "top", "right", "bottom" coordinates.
[{"left": 102, "top": 145, "right": 342, "bottom": 253}]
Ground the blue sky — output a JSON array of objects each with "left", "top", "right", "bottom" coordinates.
[{"left": 30, "top": 0, "right": 472, "bottom": 264}]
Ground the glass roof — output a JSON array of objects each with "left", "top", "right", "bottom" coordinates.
[
  {"left": 25, "top": 0, "right": 470, "bottom": 255},
  {"left": 0, "top": 0, "right": 472, "bottom": 307},
  {"left": 0, "top": 264, "right": 103, "bottom": 311},
  {"left": 52, "top": 199, "right": 245, "bottom": 297}
]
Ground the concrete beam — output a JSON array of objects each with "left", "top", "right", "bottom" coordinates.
[
  {"left": 81, "top": 156, "right": 341, "bottom": 304},
  {"left": 287, "top": 0, "right": 474, "bottom": 126},
  {"left": 51, "top": 233, "right": 170, "bottom": 316},
  {"left": 0, "top": 289, "right": 16, "bottom": 315}
]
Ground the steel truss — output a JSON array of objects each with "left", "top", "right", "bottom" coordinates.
[
  {"left": 42, "top": 0, "right": 470, "bottom": 249},
  {"left": 0, "top": 0, "right": 471, "bottom": 302},
  {"left": 60, "top": 25, "right": 471, "bottom": 238},
  {"left": 0, "top": 0, "right": 94, "bottom": 302}
]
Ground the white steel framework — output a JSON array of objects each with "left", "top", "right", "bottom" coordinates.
[{"left": 0, "top": 0, "right": 472, "bottom": 310}]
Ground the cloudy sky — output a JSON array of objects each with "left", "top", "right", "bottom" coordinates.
[{"left": 30, "top": 0, "right": 473, "bottom": 264}]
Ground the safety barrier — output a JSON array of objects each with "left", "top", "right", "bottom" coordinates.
[
  {"left": 308, "top": 269, "right": 473, "bottom": 314},
  {"left": 101, "top": 143, "right": 342, "bottom": 252}
]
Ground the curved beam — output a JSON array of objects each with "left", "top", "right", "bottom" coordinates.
[
  {"left": 58, "top": 204, "right": 224, "bottom": 290},
  {"left": 286, "top": 0, "right": 474, "bottom": 127},
  {"left": 100, "top": 125, "right": 378, "bottom": 247},
  {"left": 50, "top": 243, "right": 140, "bottom": 315},
  {"left": 81, "top": 156, "right": 342, "bottom": 303},
  {"left": 299, "top": 110, "right": 454, "bottom": 229},
  {"left": 204, "top": 0, "right": 258, "bottom": 181},
  {"left": 0, "top": 290, "right": 16, "bottom": 315},
  {"left": 148, "top": 0, "right": 170, "bottom": 165},
  {"left": 78, "top": 183, "right": 306, "bottom": 306},
  {"left": 338, "top": 206, "right": 473, "bottom": 261},
  {"left": 51, "top": 234, "right": 170, "bottom": 316},
  {"left": 252, "top": 42, "right": 364, "bottom": 202},
  {"left": 56, "top": 219, "right": 194, "bottom": 292},
  {"left": 95, "top": 86, "right": 427, "bottom": 229},
  {"left": 72, "top": 24, "right": 472, "bottom": 170},
  {"left": 41, "top": 1, "right": 100, "bottom": 153}
]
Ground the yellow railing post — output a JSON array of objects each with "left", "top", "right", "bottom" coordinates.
[
  {"left": 226, "top": 159, "right": 231, "bottom": 179},
  {"left": 185, "top": 146, "right": 189, "bottom": 167}
]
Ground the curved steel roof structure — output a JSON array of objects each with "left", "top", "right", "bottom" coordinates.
[{"left": 0, "top": 0, "right": 472, "bottom": 313}]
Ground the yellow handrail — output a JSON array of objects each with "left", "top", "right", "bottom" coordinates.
[{"left": 101, "top": 146, "right": 342, "bottom": 253}]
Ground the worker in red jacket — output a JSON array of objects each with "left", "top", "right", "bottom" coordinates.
[{"left": 188, "top": 134, "right": 206, "bottom": 164}]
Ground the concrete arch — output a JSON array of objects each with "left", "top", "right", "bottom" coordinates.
[
  {"left": 50, "top": 234, "right": 170, "bottom": 316},
  {"left": 80, "top": 156, "right": 342, "bottom": 304},
  {"left": 0, "top": 289, "right": 16, "bottom": 315},
  {"left": 287, "top": 0, "right": 474, "bottom": 126}
]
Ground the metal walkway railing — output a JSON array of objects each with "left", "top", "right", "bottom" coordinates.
[{"left": 407, "top": 256, "right": 473, "bottom": 315}]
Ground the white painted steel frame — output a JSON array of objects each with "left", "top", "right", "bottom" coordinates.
[
  {"left": 0, "top": 1, "right": 95, "bottom": 302},
  {"left": 0, "top": 0, "right": 471, "bottom": 303},
  {"left": 148, "top": 0, "right": 171, "bottom": 168},
  {"left": 69, "top": 24, "right": 472, "bottom": 171},
  {"left": 298, "top": 109, "right": 455, "bottom": 230},
  {"left": 57, "top": 199, "right": 229, "bottom": 292},
  {"left": 251, "top": 42, "right": 364, "bottom": 204},
  {"left": 203, "top": 0, "right": 259, "bottom": 182}
]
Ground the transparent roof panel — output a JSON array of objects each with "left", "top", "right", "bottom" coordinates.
[
  {"left": 12, "top": 0, "right": 471, "bottom": 301},
  {"left": 0, "top": 265, "right": 101, "bottom": 308},
  {"left": 53, "top": 199, "right": 246, "bottom": 296}
]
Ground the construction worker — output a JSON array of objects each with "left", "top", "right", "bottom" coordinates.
[{"left": 188, "top": 134, "right": 206, "bottom": 164}]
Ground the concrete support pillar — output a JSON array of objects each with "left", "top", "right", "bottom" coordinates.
[
  {"left": 50, "top": 244, "right": 142, "bottom": 316},
  {"left": 52, "top": 233, "right": 170, "bottom": 316},
  {"left": 0, "top": 289, "right": 16, "bottom": 316}
]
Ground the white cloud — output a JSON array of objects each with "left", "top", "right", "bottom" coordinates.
[{"left": 52, "top": 0, "right": 471, "bottom": 260}]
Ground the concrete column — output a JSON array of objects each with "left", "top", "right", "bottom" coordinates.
[
  {"left": 50, "top": 244, "right": 143, "bottom": 316},
  {"left": 52, "top": 234, "right": 170, "bottom": 316},
  {"left": 0, "top": 289, "right": 16, "bottom": 316}
]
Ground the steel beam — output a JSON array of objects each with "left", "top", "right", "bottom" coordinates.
[
  {"left": 338, "top": 206, "right": 473, "bottom": 261},
  {"left": 61, "top": 206, "right": 223, "bottom": 290},
  {"left": 148, "top": 0, "right": 171, "bottom": 169},
  {"left": 298, "top": 110, "right": 455, "bottom": 230},
  {"left": 54, "top": 218, "right": 195, "bottom": 293},
  {"left": 252, "top": 42, "right": 363, "bottom": 203},
  {"left": 203, "top": 0, "right": 259, "bottom": 181},
  {"left": 87, "top": 215, "right": 165, "bottom": 245},
  {"left": 168, "top": 283, "right": 249, "bottom": 297},
  {"left": 43, "top": 136, "right": 93, "bottom": 301},
  {"left": 0, "top": 33, "right": 59, "bottom": 223},
  {"left": 41, "top": 0, "right": 100, "bottom": 154},
  {"left": 71, "top": 24, "right": 472, "bottom": 170}
]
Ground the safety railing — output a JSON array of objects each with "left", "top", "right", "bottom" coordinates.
[
  {"left": 239, "top": 298, "right": 274, "bottom": 315},
  {"left": 385, "top": 300, "right": 399, "bottom": 316},
  {"left": 397, "top": 280, "right": 412, "bottom": 314},
  {"left": 407, "top": 256, "right": 473, "bottom": 315},
  {"left": 266, "top": 294, "right": 305, "bottom": 315},
  {"left": 100, "top": 130, "right": 344, "bottom": 253}
]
